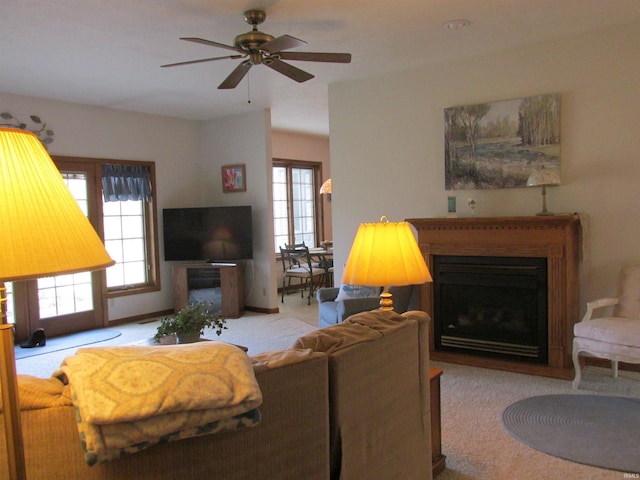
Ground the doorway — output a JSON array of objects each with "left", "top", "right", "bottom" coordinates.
[{"left": 11, "top": 160, "right": 106, "bottom": 342}]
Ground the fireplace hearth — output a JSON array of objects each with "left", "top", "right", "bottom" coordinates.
[{"left": 434, "top": 256, "right": 547, "bottom": 363}]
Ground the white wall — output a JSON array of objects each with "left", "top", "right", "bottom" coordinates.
[
  {"left": 199, "top": 110, "right": 276, "bottom": 311},
  {"left": 329, "top": 22, "right": 640, "bottom": 312},
  {"left": 0, "top": 92, "right": 201, "bottom": 320}
]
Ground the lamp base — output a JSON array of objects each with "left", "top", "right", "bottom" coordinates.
[
  {"left": 536, "top": 211, "right": 555, "bottom": 216},
  {"left": 379, "top": 290, "right": 393, "bottom": 311}
]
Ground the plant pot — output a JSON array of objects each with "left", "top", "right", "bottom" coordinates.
[
  {"left": 177, "top": 331, "right": 201, "bottom": 344},
  {"left": 157, "top": 334, "right": 176, "bottom": 345}
]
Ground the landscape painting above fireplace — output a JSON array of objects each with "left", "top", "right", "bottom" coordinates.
[{"left": 444, "top": 93, "right": 560, "bottom": 190}]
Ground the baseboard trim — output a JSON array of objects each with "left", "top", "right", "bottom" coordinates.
[
  {"left": 108, "top": 309, "right": 173, "bottom": 326},
  {"left": 245, "top": 306, "right": 279, "bottom": 314}
]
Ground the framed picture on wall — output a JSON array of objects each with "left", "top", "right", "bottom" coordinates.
[
  {"left": 444, "top": 93, "right": 560, "bottom": 190},
  {"left": 221, "top": 164, "right": 246, "bottom": 193}
]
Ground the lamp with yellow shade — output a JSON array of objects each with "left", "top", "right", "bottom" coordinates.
[
  {"left": 342, "top": 216, "right": 432, "bottom": 311},
  {"left": 0, "top": 127, "right": 114, "bottom": 479}
]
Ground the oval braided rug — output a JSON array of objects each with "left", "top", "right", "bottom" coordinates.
[{"left": 501, "top": 394, "right": 640, "bottom": 473}]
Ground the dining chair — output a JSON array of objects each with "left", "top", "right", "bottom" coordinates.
[{"left": 279, "top": 246, "right": 325, "bottom": 305}]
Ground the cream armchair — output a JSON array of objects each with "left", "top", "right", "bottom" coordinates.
[{"left": 572, "top": 261, "right": 640, "bottom": 389}]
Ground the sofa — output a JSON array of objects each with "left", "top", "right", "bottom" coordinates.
[
  {"left": 0, "top": 309, "right": 432, "bottom": 480},
  {"left": 317, "top": 284, "right": 420, "bottom": 328}
]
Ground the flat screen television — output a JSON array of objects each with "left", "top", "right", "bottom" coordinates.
[{"left": 163, "top": 206, "right": 253, "bottom": 262}]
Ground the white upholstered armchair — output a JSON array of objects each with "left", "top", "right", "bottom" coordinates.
[{"left": 572, "top": 261, "right": 640, "bottom": 389}]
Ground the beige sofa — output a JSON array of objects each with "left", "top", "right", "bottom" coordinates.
[{"left": 1, "top": 309, "right": 432, "bottom": 480}]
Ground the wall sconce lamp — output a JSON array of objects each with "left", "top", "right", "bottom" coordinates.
[
  {"left": 342, "top": 216, "right": 432, "bottom": 311},
  {"left": 319, "top": 178, "right": 332, "bottom": 201},
  {"left": 0, "top": 128, "right": 114, "bottom": 479},
  {"left": 527, "top": 166, "right": 561, "bottom": 216}
]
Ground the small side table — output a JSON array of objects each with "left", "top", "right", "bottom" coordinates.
[{"left": 430, "top": 367, "right": 446, "bottom": 477}]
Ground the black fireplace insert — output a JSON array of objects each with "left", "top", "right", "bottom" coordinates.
[{"left": 433, "top": 255, "right": 548, "bottom": 364}]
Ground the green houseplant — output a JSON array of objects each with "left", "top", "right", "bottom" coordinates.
[{"left": 154, "top": 301, "right": 227, "bottom": 344}]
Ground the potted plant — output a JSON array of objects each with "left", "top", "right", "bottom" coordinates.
[{"left": 153, "top": 301, "right": 227, "bottom": 344}]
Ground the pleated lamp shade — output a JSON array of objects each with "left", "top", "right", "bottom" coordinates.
[
  {"left": 0, "top": 128, "right": 115, "bottom": 281},
  {"left": 342, "top": 217, "right": 431, "bottom": 289}
]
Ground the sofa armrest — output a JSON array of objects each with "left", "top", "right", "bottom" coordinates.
[{"left": 317, "top": 287, "right": 340, "bottom": 303}]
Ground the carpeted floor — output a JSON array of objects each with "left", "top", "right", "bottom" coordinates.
[
  {"left": 14, "top": 329, "right": 121, "bottom": 359},
  {"left": 435, "top": 361, "right": 640, "bottom": 480},
  {"left": 501, "top": 394, "right": 640, "bottom": 472},
  {"left": 15, "top": 297, "right": 318, "bottom": 377}
]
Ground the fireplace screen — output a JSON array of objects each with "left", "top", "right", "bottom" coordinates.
[{"left": 434, "top": 256, "right": 548, "bottom": 363}]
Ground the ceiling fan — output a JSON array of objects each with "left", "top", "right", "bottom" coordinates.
[{"left": 161, "top": 9, "right": 352, "bottom": 89}]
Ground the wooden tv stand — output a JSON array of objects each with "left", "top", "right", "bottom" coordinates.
[{"left": 172, "top": 263, "right": 244, "bottom": 318}]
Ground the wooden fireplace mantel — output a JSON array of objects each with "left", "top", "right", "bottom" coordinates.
[{"left": 407, "top": 215, "right": 582, "bottom": 378}]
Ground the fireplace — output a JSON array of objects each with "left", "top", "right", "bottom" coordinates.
[
  {"left": 433, "top": 255, "right": 548, "bottom": 364},
  {"left": 407, "top": 215, "right": 581, "bottom": 378}
]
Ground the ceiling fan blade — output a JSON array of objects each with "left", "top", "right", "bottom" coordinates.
[
  {"left": 161, "top": 55, "right": 244, "bottom": 68},
  {"left": 218, "top": 61, "right": 253, "bottom": 89},
  {"left": 261, "top": 34, "right": 306, "bottom": 53},
  {"left": 180, "top": 37, "right": 244, "bottom": 54},
  {"left": 278, "top": 52, "right": 352, "bottom": 63},
  {"left": 264, "top": 58, "right": 314, "bottom": 83}
]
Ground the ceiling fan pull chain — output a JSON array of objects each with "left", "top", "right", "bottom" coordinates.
[{"left": 247, "top": 71, "right": 251, "bottom": 104}]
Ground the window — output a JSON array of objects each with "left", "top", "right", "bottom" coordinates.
[
  {"left": 100, "top": 162, "right": 158, "bottom": 295},
  {"left": 273, "top": 159, "right": 322, "bottom": 252},
  {"left": 103, "top": 199, "right": 148, "bottom": 288},
  {"left": 57, "top": 157, "right": 160, "bottom": 296}
]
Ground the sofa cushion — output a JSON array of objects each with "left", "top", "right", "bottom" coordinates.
[
  {"left": 294, "top": 309, "right": 407, "bottom": 354},
  {"left": 252, "top": 349, "right": 326, "bottom": 370},
  {"left": 335, "top": 284, "right": 380, "bottom": 302}
]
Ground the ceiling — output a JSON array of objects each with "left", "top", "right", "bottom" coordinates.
[{"left": 3, "top": 1, "right": 640, "bottom": 136}]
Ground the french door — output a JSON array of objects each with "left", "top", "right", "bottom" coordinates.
[{"left": 12, "top": 160, "right": 106, "bottom": 342}]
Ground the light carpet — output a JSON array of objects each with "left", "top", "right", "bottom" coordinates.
[
  {"left": 15, "top": 313, "right": 316, "bottom": 378},
  {"left": 14, "top": 329, "right": 121, "bottom": 359},
  {"left": 434, "top": 360, "right": 640, "bottom": 480},
  {"left": 501, "top": 394, "right": 640, "bottom": 472}
]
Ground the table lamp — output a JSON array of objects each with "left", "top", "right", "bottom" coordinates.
[
  {"left": 0, "top": 127, "right": 115, "bottom": 479},
  {"left": 342, "top": 216, "right": 432, "bottom": 311},
  {"left": 527, "top": 166, "right": 561, "bottom": 216}
]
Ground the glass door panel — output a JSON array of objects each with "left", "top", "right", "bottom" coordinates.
[{"left": 12, "top": 162, "right": 105, "bottom": 342}]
